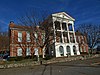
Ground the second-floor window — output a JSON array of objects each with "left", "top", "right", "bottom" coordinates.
[
  {"left": 26, "top": 32, "right": 31, "bottom": 42},
  {"left": 18, "top": 31, "right": 22, "bottom": 42},
  {"left": 34, "top": 33, "right": 38, "bottom": 42},
  {"left": 62, "top": 23, "right": 67, "bottom": 30},
  {"left": 70, "top": 34, "right": 75, "bottom": 43},
  {"left": 41, "top": 33, "right": 45, "bottom": 43},
  {"left": 68, "top": 24, "right": 73, "bottom": 31},
  {"left": 78, "top": 36, "right": 81, "bottom": 43}
]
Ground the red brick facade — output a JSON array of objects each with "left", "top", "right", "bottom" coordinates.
[
  {"left": 9, "top": 21, "right": 89, "bottom": 57},
  {"left": 9, "top": 22, "right": 44, "bottom": 57},
  {"left": 75, "top": 31, "right": 88, "bottom": 54}
]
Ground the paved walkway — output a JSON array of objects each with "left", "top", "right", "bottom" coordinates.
[{"left": 0, "top": 57, "right": 100, "bottom": 75}]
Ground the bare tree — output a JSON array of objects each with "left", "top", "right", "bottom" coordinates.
[
  {"left": 0, "top": 31, "right": 9, "bottom": 53},
  {"left": 77, "top": 24, "right": 100, "bottom": 53},
  {"left": 16, "top": 10, "right": 53, "bottom": 59}
]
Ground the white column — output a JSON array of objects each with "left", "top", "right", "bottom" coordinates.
[
  {"left": 60, "top": 21, "right": 64, "bottom": 43},
  {"left": 67, "top": 23, "right": 70, "bottom": 43},
  {"left": 76, "top": 45, "right": 80, "bottom": 55},
  {"left": 61, "top": 32, "right": 64, "bottom": 43},
  {"left": 72, "top": 23, "right": 77, "bottom": 43},
  {"left": 53, "top": 20, "right": 56, "bottom": 42},
  {"left": 70, "top": 45, "right": 74, "bottom": 55}
]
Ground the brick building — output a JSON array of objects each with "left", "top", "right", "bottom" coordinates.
[
  {"left": 9, "top": 21, "right": 44, "bottom": 57},
  {"left": 75, "top": 31, "right": 88, "bottom": 54},
  {"left": 9, "top": 12, "right": 88, "bottom": 58}
]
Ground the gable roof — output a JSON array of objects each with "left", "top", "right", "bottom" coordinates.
[{"left": 52, "top": 12, "right": 75, "bottom": 21}]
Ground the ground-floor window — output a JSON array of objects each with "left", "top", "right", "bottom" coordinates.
[
  {"left": 17, "top": 48, "right": 22, "bottom": 56},
  {"left": 80, "top": 47, "right": 83, "bottom": 52},
  {"left": 59, "top": 46, "right": 64, "bottom": 56},
  {"left": 73, "top": 46, "right": 77, "bottom": 55},
  {"left": 34, "top": 48, "right": 39, "bottom": 56},
  {"left": 84, "top": 46, "right": 87, "bottom": 52},
  {"left": 66, "top": 46, "right": 71, "bottom": 55},
  {"left": 26, "top": 47, "right": 31, "bottom": 56}
]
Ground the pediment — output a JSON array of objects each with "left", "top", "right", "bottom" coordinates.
[{"left": 52, "top": 12, "right": 75, "bottom": 21}]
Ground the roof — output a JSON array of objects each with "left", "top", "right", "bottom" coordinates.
[
  {"left": 75, "top": 31, "right": 83, "bottom": 35},
  {"left": 52, "top": 12, "right": 75, "bottom": 21},
  {"left": 9, "top": 22, "right": 44, "bottom": 33}
]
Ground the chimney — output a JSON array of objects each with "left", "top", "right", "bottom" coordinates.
[{"left": 9, "top": 21, "right": 15, "bottom": 27}]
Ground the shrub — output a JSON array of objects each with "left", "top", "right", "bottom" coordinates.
[{"left": 8, "top": 56, "right": 23, "bottom": 61}]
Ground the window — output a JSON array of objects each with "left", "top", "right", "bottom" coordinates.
[
  {"left": 68, "top": 24, "right": 73, "bottom": 31},
  {"left": 55, "top": 21, "right": 60, "bottom": 30},
  {"left": 62, "top": 23, "right": 67, "bottom": 30},
  {"left": 56, "top": 32, "right": 62, "bottom": 43},
  {"left": 17, "top": 48, "right": 22, "bottom": 56},
  {"left": 63, "top": 32, "right": 68, "bottom": 43},
  {"left": 84, "top": 46, "right": 86, "bottom": 52},
  {"left": 60, "top": 34, "right": 62, "bottom": 43},
  {"left": 70, "top": 35, "right": 74, "bottom": 43},
  {"left": 80, "top": 47, "right": 83, "bottom": 52},
  {"left": 42, "top": 33, "right": 45, "bottom": 43},
  {"left": 34, "top": 48, "right": 38, "bottom": 55},
  {"left": 59, "top": 46, "right": 64, "bottom": 56},
  {"left": 26, "top": 48, "right": 31, "bottom": 56},
  {"left": 18, "top": 32, "right": 22, "bottom": 42},
  {"left": 34, "top": 33, "right": 38, "bottom": 42},
  {"left": 73, "top": 46, "right": 77, "bottom": 54},
  {"left": 78, "top": 36, "right": 81, "bottom": 43},
  {"left": 26, "top": 32, "right": 31, "bottom": 42},
  {"left": 66, "top": 46, "right": 70, "bottom": 55},
  {"left": 70, "top": 34, "right": 75, "bottom": 43}
]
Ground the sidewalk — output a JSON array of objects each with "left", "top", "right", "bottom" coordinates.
[{"left": 0, "top": 54, "right": 100, "bottom": 69}]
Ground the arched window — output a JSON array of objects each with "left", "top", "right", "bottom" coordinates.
[
  {"left": 66, "top": 46, "right": 70, "bottom": 55},
  {"left": 73, "top": 46, "right": 77, "bottom": 55},
  {"left": 59, "top": 46, "right": 64, "bottom": 56}
]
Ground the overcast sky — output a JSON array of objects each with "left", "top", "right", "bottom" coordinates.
[{"left": 0, "top": 0, "right": 100, "bottom": 31}]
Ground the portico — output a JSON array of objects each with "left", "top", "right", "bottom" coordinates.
[{"left": 48, "top": 12, "right": 80, "bottom": 57}]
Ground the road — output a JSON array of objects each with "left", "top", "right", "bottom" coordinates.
[{"left": 0, "top": 57, "right": 100, "bottom": 75}]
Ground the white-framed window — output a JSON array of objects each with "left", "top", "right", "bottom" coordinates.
[
  {"left": 78, "top": 36, "right": 80, "bottom": 43},
  {"left": 42, "top": 33, "right": 45, "bottom": 43},
  {"left": 68, "top": 23, "right": 73, "bottom": 31},
  {"left": 66, "top": 46, "right": 70, "bottom": 54},
  {"left": 26, "top": 32, "right": 31, "bottom": 42},
  {"left": 80, "top": 47, "right": 83, "bottom": 52},
  {"left": 34, "top": 48, "right": 38, "bottom": 55},
  {"left": 18, "top": 31, "right": 22, "bottom": 42},
  {"left": 34, "top": 33, "right": 38, "bottom": 42},
  {"left": 26, "top": 47, "right": 31, "bottom": 56},
  {"left": 84, "top": 46, "right": 86, "bottom": 52},
  {"left": 59, "top": 46, "right": 64, "bottom": 56},
  {"left": 62, "top": 23, "right": 67, "bottom": 30},
  {"left": 17, "top": 48, "right": 22, "bottom": 56}
]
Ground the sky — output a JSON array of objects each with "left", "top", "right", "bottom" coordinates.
[{"left": 0, "top": 0, "right": 100, "bottom": 31}]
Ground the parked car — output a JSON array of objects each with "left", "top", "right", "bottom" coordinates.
[{"left": 3, "top": 53, "right": 9, "bottom": 59}]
